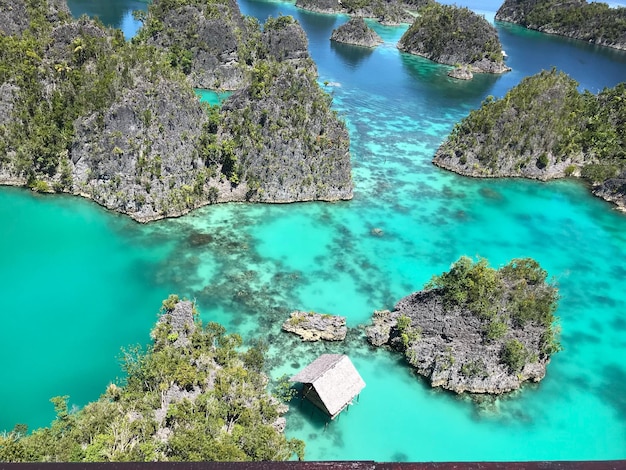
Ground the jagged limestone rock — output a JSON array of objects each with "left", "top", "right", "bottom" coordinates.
[
  {"left": 433, "top": 69, "right": 626, "bottom": 211},
  {"left": 448, "top": 65, "right": 473, "bottom": 80},
  {"left": 296, "top": 0, "right": 421, "bottom": 25},
  {"left": 367, "top": 257, "right": 560, "bottom": 394},
  {"left": 141, "top": 0, "right": 247, "bottom": 90},
  {"left": 282, "top": 311, "right": 348, "bottom": 341},
  {"left": 219, "top": 61, "right": 353, "bottom": 203}
]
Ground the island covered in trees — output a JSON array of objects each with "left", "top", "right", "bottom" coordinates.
[
  {"left": 330, "top": 17, "right": 383, "bottom": 48},
  {"left": 496, "top": 0, "right": 626, "bottom": 50},
  {"left": 367, "top": 257, "right": 561, "bottom": 394},
  {"left": 433, "top": 69, "right": 626, "bottom": 211},
  {"left": 0, "top": 296, "right": 304, "bottom": 462},
  {"left": 0, "top": 0, "right": 352, "bottom": 222},
  {"left": 397, "top": 3, "right": 510, "bottom": 78},
  {"left": 296, "top": 0, "right": 429, "bottom": 25}
]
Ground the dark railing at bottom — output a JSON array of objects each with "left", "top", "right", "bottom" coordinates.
[{"left": 1, "top": 461, "right": 625, "bottom": 470}]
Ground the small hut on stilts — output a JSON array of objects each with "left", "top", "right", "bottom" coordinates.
[{"left": 290, "top": 354, "right": 365, "bottom": 421}]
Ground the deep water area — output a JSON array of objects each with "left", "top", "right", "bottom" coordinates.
[{"left": 1, "top": 0, "right": 626, "bottom": 461}]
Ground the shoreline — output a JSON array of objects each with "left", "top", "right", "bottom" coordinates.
[
  {"left": 432, "top": 159, "right": 626, "bottom": 214},
  {"left": 0, "top": 179, "right": 354, "bottom": 223}
]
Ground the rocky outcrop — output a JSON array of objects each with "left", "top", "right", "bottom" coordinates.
[
  {"left": 70, "top": 66, "right": 210, "bottom": 222},
  {"left": 219, "top": 62, "right": 353, "bottom": 203},
  {"left": 367, "top": 293, "right": 548, "bottom": 393},
  {"left": 282, "top": 311, "right": 347, "bottom": 341},
  {"left": 261, "top": 16, "right": 310, "bottom": 64},
  {"left": 154, "top": 298, "right": 197, "bottom": 348},
  {"left": 0, "top": 83, "right": 18, "bottom": 127},
  {"left": 448, "top": 65, "right": 473, "bottom": 80},
  {"left": 296, "top": 0, "right": 341, "bottom": 14},
  {"left": 398, "top": 3, "right": 510, "bottom": 75},
  {"left": 141, "top": 0, "right": 247, "bottom": 90},
  {"left": 434, "top": 69, "right": 580, "bottom": 180},
  {"left": 366, "top": 257, "right": 560, "bottom": 394},
  {"left": 496, "top": 0, "right": 626, "bottom": 51},
  {"left": 592, "top": 172, "right": 626, "bottom": 212},
  {"left": 331, "top": 17, "right": 383, "bottom": 48},
  {"left": 0, "top": 0, "right": 70, "bottom": 36}
]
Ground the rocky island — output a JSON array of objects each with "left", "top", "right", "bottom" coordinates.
[
  {"left": 397, "top": 3, "right": 510, "bottom": 78},
  {"left": 331, "top": 17, "right": 383, "bottom": 48},
  {"left": 0, "top": 295, "right": 304, "bottom": 461},
  {"left": 433, "top": 69, "right": 626, "bottom": 211},
  {"left": 367, "top": 257, "right": 561, "bottom": 394},
  {"left": 495, "top": 0, "right": 626, "bottom": 51},
  {"left": 296, "top": 0, "right": 428, "bottom": 26},
  {"left": 0, "top": 0, "right": 352, "bottom": 222}
]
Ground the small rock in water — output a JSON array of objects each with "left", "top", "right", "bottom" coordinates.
[
  {"left": 448, "top": 65, "right": 473, "bottom": 80},
  {"left": 282, "top": 310, "right": 347, "bottom": 341}
]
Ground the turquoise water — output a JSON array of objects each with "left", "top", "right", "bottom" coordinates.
[
  {"left": 1, "top": 0, "right": 626, "bottom": 461},
  {"left": 196, "top": 89, "right": 233, "bottom": 106}
]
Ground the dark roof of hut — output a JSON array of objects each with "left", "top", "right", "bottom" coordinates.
[{"left": 290, "top": 354, "right": 365, "bottom": 418}]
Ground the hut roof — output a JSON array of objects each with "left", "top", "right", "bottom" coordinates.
[{"left": 290, "top": 354, "right": 365, "bottom": 418}]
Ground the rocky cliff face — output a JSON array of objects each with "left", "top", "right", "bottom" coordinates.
[
  {"left": 495, "top": 0, "right": 626, "bottom": 51},
  {"left": 0, "top": 0, "right": 29, "bottom": 36},
  {"left": 141, "top": 0, "right": 247, "bottom": 90},
  {"left": 261, "top": 16, "right": 310, "bottom": 64},
  {"left": 219, "top": 61, "right": 353, "bottom": 203},
  {"left": 330, "top": 17, "right": 383, "bottom": 48},
  {"left": 295, "top": 0, "right": 344, "bottom": 14},
  {"left": 71, "top": 68, "right": 209, "bottom": 222},
  {"left": 592, "top": 172, "right": 626, "bottom": 212},
  {"left": 0, "top": 0, "right": 70, "bottom": 35},
  {"left": 398, "top": 3, "right": 510, "bottom": 75}
]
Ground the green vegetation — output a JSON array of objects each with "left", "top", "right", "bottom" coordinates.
[
  {"left": 427, "top": 256, "right": 558, "bottom": 327},
  {"left": 427, "top": 256, "right": 560, "bottom": 370},
  {"left": 460, "top": 359, "right": 488, "bottom": 379},
  {"left": 0, "top": 297, "right": 304, "bottom": 462},
  {"left": 437, "top": 69, "right": 626, "bottom": 186},
  {"left": 398, "top": 3, "right": 504, "bottom": 65},
  {"left": 501, "top": 339, "right": 530, "bottom": 373},
  {"left": 0, "top": 4, "right": 193, "bottom": 190},
  {"left": 396, "top": 314, "right": 421, "bottom": 348},
  {"left": 497, "top": 0, "right": 626, "bottom": 47}
]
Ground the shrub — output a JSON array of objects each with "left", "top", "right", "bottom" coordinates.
[{"left": 501, "top": 339, "right": 529, "bottom": 373}]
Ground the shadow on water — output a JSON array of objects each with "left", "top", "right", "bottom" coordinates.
[
  {"left": 399, "top": 53, "right": 501, "bottom": 106},
  {"left": 599, "top": 364, "right": 626, "bottom": 421},
  {"left": 330, "top": 40, "right": 376, "bottom": 69}
]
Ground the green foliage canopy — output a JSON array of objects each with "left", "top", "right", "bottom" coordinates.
[{"left": 426, "top": 256, "right": 560, "bottom": 360}]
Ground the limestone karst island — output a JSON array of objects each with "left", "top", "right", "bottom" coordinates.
[{"left": 0, "top": 0, "right": 352, "bottom": 223}]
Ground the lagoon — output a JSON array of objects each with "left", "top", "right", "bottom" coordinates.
[{"left": 1, "top": 0, "right": 625, "bottom": 461}]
